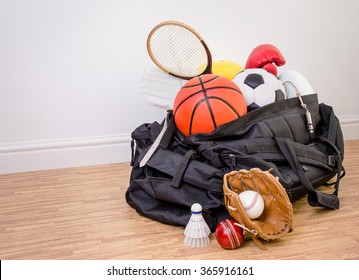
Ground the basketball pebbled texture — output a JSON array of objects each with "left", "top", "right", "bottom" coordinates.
[{"left": 173, "top": 74, "right": 247, "bottom": 136}]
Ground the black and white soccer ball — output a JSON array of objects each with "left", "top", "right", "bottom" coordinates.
[{"left": 233, "top": 68, "right": 286, "bottom": 112}]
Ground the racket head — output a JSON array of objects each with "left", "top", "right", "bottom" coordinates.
[{"left": 147, "top": 20, "right": 212, "bottom": 80}]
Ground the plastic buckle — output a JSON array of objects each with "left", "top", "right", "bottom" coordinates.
[{"left": 328, "top": 155, "right": 336, "bottom": 167}]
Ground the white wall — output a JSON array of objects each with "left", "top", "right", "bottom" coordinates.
[{"left": 1, "top": 0, "right": 358, "bottom": 174}]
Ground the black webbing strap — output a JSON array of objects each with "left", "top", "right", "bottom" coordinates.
[
  {"left": 327, "top": 107, "right": 339, "bottom": 143},
  {"left": 170, "top": 150, "right": 196, "bottom": 189},
  {"left": 130, "top": 140, "right": 135, "bottom": 166},
  {"left": 275, "top": 137, "right": 340, "bottom": 209},
  {"left": 317, "top": 105, "right": 345, "bottom": 193},
  {"left": 316, "top": 137, "right": 344, "bottom": 196},
  {"left": 243, "top": 142, "right": 331, "bottom": 166},
  {"left": 159, "top": 113, "right": 177, "bottom": 150}
]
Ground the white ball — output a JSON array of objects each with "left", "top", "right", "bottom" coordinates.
[
  {"left": 278, "top": 70, "right": 314, "bottom": 98},
  {"left": 233, "top": 68, "right": 286, "bottom": 112},
  {"left": 238, "top": 190, "right": 264, "bottom": 219}
]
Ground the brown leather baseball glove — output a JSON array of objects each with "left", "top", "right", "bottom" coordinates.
[{"left": 223, "top": 168, "right": 294, "bottom": 250}]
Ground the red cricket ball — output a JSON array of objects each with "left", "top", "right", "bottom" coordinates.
[{"left": 215, "top": 219, "right": 244, "bottom": 249}]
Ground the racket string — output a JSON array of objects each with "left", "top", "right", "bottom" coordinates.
[{"left": 149, "top": 25, "right": 208, "bottom": 77}]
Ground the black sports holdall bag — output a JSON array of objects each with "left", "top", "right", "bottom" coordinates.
[{"left": 125, "top": 94, "right": 345, "bottom": 232}]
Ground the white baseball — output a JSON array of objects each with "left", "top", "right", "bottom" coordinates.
[{"left": 238, "top": 190, "right": 264, "bottom": 219}]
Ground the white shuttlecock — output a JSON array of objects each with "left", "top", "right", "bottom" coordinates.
[{"left": 184, "top": 203, "right": 211, "bottom": 247}]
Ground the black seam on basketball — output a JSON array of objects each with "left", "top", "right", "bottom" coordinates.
[
  {"left": 189, "top": 96, "right": 241, "bottom": 134},
  {"left": 177, "top": 85, "right": 243, "bottom": 115},
  {"left": 206, "top": 96, "right": 241, "bottom": 117},
  {"left": 189, "top": 98, "right": 205, "bottom": 135},
  {"left": 181, "top": 75, "right": 220, "bottom": 89},
  {"left": 175, "top": 82, "right": 242, "bottom": 116},
  {"left": 199, "top": 76, "right": 217, "bottom": 129},
  {"left": 205, "top": 86, "right": 243, "bottom": 95},
  {"left": 173, "top": 89, "right": 209, "bottom": 116}
]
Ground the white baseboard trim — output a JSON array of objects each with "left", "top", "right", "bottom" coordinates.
[
  {"left": 339, "top": 115, "right": 359, "bottom": 141},
  {"left": 0, "top": 115, "right": 358, "bottom": 175},
  {"left": 0, "top": 134, "right": 132, "bottom": 175}
]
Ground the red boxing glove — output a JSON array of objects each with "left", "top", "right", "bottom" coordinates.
[{"left": 245, "top": 44, "right": 286, "bottom": 76}]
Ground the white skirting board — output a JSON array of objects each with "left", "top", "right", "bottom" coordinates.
[
  {"left": 0, "top": 115, "right": 358, "bottom": 175},
  {"left": 340, "top": 115, "right": 359, "bottom": 141},
  {"left": 0, "top": 134, "right": 132, "bottom": 175}
]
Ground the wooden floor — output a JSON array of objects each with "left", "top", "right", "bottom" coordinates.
[{"left": 0, "top": 140, "right": 358, "bottom": 260}]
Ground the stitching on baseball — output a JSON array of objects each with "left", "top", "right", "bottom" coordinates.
[{"left": 245, "top": 192, "right": 259, "bottom": 212}]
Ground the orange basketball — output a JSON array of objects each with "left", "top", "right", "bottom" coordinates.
[{"left": 173, "top": 74, "right": 247, "bottom": 136}]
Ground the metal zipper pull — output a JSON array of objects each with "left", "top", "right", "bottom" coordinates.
[{"left": 296, "top": 92, "right": 314, "bottom": 134}]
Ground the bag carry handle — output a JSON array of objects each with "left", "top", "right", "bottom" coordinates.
[
  {"left": 275, "top": 137, "right": 340, "bottom": 209},
  {"left": 170, "top": 150, "right": 195, "bottom": 188}
]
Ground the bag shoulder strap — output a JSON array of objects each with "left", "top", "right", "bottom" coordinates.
[{"left": 275, "top": 137, "right": 340, "bottom": 209}]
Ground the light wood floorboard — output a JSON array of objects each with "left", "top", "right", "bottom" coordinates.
[{"left": 0, "top": 140, "right": 358, "bottom": 260}]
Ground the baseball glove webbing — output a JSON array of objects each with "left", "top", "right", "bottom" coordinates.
[{"left": 223, "top": 168, "right": 294, "bottom": 250}]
